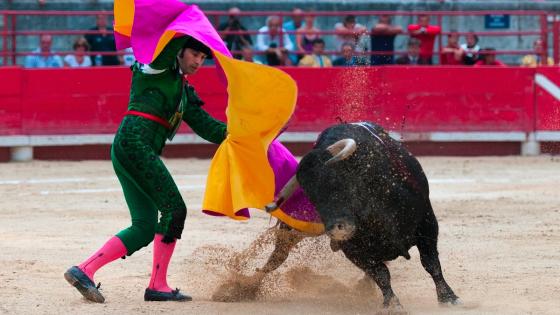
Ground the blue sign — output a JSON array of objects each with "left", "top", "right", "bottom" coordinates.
[{"left": 485, "top": 14, "right": 510, "bottom": 29}]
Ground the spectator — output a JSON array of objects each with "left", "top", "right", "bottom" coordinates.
[
  {"left": 283, "top": 8, "right": 305, "bottom": 47},
  {"left": 218, "top": 7, "right": 252, "bottom": 59},
  {"left": 461, "top": 32, "right": 480, "bottom": 65},
  {"left": 407, "top": 14, "right": 441, "bottom": 64},
  {"left": 63, "top": 37, "right": 92, "bottom": 67},
  {"left": 395, "top": 38, "right": 428, "bottom": 65},
  {"left": 332, "top": 42, "right": 369, "bottom": 67},
  {"left": 255, "top": 16, "right": 294, "bottom": 66},
  {"left": 85, "top": 14, "right": 120, "bottom": 66},
  {"left": 441, "top": 31, "right": 464, "bottom": 65},
  {"left": 474, "top": 48, "right": 506, "bottom": 67},
  {"left": 521, "top": 39, "right": 554, "bottom": 67},
  {"left": 370, "top": 14, "right": 402, "bottom": 65},
  {"left": 283, "top": 8, "right": 306, "bottom": 65},
  {"left": 24, "top": 34, "right": 63, "bottom": 68},
  {"left": 240, "top": 45, "right": 262, "bottom": 64},
  {"left": 296, "top": 14, "right": 321, "bottom": 55},
  {"left": 298, "top": 38, "right": 332, "bottom": 68},
  {"left": 122, "top": 47, "right": 136, "bottom": 67},
  {"left": 334, "top": 15, "right": 368, "bottom": 52}
]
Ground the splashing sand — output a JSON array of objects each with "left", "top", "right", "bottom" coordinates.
[{"left": 187, "top": 226, "right": 379, "bottom": 305}]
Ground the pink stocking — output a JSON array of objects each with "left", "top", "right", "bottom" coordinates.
[
  {"left": 148, "top": 234, "right": 177, "bottom": 292},
  {"left": 78, "top": 236, "right": 127, "bottom": 282}
]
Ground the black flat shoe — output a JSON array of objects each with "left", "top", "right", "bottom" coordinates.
[
  {"left": 144, "top": 288, "right": 192, "bottom": 302},
  {"left": 64, "top": 266, "right": 105, "bottom": 303}
]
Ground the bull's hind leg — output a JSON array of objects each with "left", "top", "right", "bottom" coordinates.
[{"left": 416, "top": 208, "right": 461, "bottom": 305}]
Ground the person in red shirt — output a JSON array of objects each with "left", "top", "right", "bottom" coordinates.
[
  {"left": 474, "top": 48, "right": 506, "bottom": 67},
  {"left": 441, "top": 31, "right": 464, "bottom": 65},
  {"left": 407, "top": 14, "right": 441, "bottom": 64}
]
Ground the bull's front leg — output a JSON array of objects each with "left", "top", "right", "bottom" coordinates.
[
  {"left": 257, "top": 222, "right": 307, "bottom": 274},
  {"left": 211, "top": 221, "right": 306, "bottom": 302}
]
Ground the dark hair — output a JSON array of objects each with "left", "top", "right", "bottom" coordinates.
[
  {"left": 467, "top": 31, "right": 479, "bottom": 44},
  {"left": 180, "top": 36, "right": 213, "bottom": 59},
  {"left": 312, "top": 38, "right": 325, "bottom": 46},
  {"left": 408, "top": 38, "right": 421, "bottom": 47},
  {"left": 340, "top": 42, "right": 355, "bottom": 51},
  {"left": 344, "top": 15, "right": 356, "bottom": 24},
  {"left": 73, "top": 37, "right": 90, "bottom": 50}
]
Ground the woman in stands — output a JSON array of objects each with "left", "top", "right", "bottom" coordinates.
[
  {"left": 64, "top": 37, "right": 92, "bottom": 67},
  {"left": 296, "top": 14, "right": 321, "bottom": 56}
]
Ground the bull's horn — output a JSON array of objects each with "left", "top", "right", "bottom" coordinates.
[
  {"left": 264, "top": 175, "right": 299, "bottom": 213},
  {"left": 325, "top": 139, "right": 357, "bottom": 165}
]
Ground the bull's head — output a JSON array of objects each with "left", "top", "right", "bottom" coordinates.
[{"left": 266, "top": 138, "right": 358, "bottom": 241}]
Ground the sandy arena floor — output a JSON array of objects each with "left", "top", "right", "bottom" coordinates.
[{"left": 0, "top": 156, "right": 559, "bottom": 315}]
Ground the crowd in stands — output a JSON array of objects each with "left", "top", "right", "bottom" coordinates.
[{"left": 22, "top": 9, "right": 554, "bottom": 69}]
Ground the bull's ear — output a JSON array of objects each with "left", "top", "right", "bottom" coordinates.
[{"left": 325, "top": 139, "right": 357, "bottom": 165}]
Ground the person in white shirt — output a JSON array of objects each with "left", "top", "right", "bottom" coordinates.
[
  {"left": 255, "top": 16, "right": 294, "bottom": 65},
  {"left": 122, "top": 47, "right": 136, "bottom": 67},
  {"left": 334, "top": 15, "right": 368, "bottom": 52},
  {"left": 24, "top": 34, "right": 63, "bottom": 68},
  {"left": 64, "top": 37, "right": 92, "bottom": 67},
  {"left": 460, "top": 32, "right": 480, "bottom": 65}
]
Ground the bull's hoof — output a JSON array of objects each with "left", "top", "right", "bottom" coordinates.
[
  {"left": 440, "top": 297, "right": 463, "bottom": 306},
  {"left": 375, "top": 305, "right": 409, "bottom": 315},
  {"left": 376, "top": 297, "right": 408, "bottom": 315},
  {"left": 438, "top": 292, "right": 461, "bottom": 306},
  {"left": 211, "top": 273, "right": 262, "bottom": 302}
]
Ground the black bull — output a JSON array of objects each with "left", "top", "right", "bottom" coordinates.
[{"left": 263, "top": 122, "right": 461, "bottom": 310}]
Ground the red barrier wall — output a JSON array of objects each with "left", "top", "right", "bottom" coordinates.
[
  {"left": 0, "top": 67, "right": 23, "bottom": 135},
  {"left": 285, "top": 67, "right": 535, "bottom": 132},
  {"left": 536, "top": 67, "right": 560, "bottom": 131},
  {"left": 0, "top": 66, "right": 556, "bottom": 138}
]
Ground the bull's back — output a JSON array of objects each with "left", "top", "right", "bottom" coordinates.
[{"left": 314, "top": 122, "right": 429, "bottom": 198}]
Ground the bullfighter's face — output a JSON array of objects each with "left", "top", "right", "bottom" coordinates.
[{"left": 178, "top": 48, "right": 207, "bottom": 75}]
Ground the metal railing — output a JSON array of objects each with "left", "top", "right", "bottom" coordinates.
[{"left": 0, "top": 9, "right": 554, "bottom": 66}]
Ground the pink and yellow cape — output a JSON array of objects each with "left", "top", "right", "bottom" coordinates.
[{"left": 114, "top": 0, "right": 323, "bottom": 235}]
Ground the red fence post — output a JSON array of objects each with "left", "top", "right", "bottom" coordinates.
[
  {"left": 540, "top": 13, "right": 549, "bottom": 65},
  {"left": 10, "top": 12, "right": 16, "bottom": 66},
  {"left": 437, "top": 13, "right": 443, "bottom": 64},
  {"left": 2, "top": 12, "right": 7, "bottom": 66},
  {"left": 553, "top": 18, "right": 560, "bottom": 65},
  {"left": 279, "top": 14, "right": 284, "bottom": 52}
]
